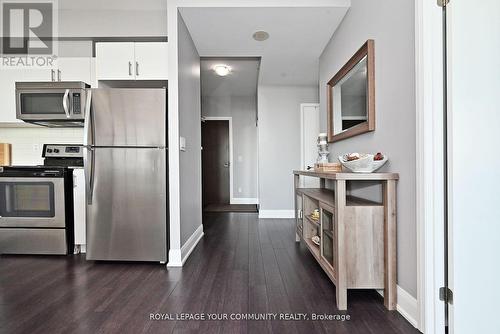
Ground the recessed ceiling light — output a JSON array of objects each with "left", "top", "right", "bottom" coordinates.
[
  {"left": 253, "top": 31, "right": 269, "bottom": 41},
  {"left": 214, "top": 65, "right": 231, "bottom": 76}
]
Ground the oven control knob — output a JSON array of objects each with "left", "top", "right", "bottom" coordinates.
[
  {"left": 53, "top": 149, "right": 60, "bottom": 153},
  {"left": 47, "top": 149, "right": 53, "bottom": 153}
]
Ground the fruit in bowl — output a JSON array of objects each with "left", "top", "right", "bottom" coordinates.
[{"left": 338, "top": 152, "right": 388, "bottom": 173}]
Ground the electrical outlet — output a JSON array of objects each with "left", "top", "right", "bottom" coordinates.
[
  {"left": 238, "top": 187, "right": 242, "bottom": 193},
  {"left": 33, "top": 144, "right": 40, "bottom": 152}
]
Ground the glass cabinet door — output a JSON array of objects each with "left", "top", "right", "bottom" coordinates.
[{"left": 320, "top": 205, "right": 335, "bottom": 268}]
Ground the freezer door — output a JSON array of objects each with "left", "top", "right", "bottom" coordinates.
[
  {"left": 90, "top": 88, "right": 166, "bottom": 147},
  {"left": 85, "top": 147, "right": 167, "bottom": 261}
]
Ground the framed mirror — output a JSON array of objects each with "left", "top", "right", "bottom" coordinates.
[{"left": 327, "top": 40, "right": 375, "bottom": 142}]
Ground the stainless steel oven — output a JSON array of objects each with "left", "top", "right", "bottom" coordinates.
[
  {"left": 15, "top": 81, "right": 89, "bottom": 127},
  {"left": 0, "top": 166, "right": 74, "bottom": 254}
]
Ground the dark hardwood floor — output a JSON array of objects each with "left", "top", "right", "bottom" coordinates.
[{"left": 0, "top": 213, "right": 419, "bottom": 334}]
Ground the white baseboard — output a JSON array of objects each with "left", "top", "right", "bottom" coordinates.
[
  {"left": 167, "top": 224, "right": 204, "bottom": 267},
  {"left": 230, "top": 197, "right": 259, "bottom": 204},
  {"left": 377, "top": 286, "right": 419, "bottom": 328},
  {"left": 258, "top": 210, "right": 295, "bottom": 219},
  {"left": 167, "top": 248, "right": 182, "bottom": 267},
  {"left": 182, "top": 224, "right": 204, "bottom": 263}
]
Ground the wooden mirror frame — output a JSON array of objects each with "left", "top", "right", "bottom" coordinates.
[{"left": 327, "top": 39, "right": 375, "bottom": 143}]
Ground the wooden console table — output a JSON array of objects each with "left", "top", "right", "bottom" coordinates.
[{"left": 293, "top": 170, "right": 399, "bottom": 310}]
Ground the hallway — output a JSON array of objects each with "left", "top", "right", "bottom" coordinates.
[{"left": 0, "top": 213, "right": 418, "bottom": 333}]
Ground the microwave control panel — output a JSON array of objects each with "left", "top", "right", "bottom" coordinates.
[{"left": 73, "top": 93, "right": 81, "bottom": 114}]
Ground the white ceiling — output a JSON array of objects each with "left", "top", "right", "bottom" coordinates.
[
  {"left": 179, "top": 6, "right": 349, "bottom": 86},
  {"left": 201, "top": 58, "right": 260, "bottom": 97}
]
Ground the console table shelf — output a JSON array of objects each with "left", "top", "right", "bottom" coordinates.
[{"left": 293, "top": 170, "right": 399, "bottom": 311}]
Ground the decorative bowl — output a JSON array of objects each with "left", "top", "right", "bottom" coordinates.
[{"left": 338, "top": 154, "right": 388, "bottom": 173}]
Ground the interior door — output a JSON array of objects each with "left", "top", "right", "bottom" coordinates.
[
  {"left": 301, "top": 104, "right": 320, "bottom": 188},
  {"left": 201, "top": 120, "right": 230, "bottom": 206},
  {"left": 447, "top": 1, "right": 500, "bottom": 332},
  {"left": 85, "top": 147, "right": 167, "bottom": 261},
  {"left": 134, "top": 43, "right": 168, "bottom": 80}
]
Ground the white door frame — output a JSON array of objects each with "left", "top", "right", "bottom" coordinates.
[
  {"left": 299, "top": 103, "right": 320, "bottom": 188},
  {"left": 415, "top": 0, "right": 446, "bottom": 333},
  {"left": 202, "top": 116, "right": 234, "bottom": 204}
]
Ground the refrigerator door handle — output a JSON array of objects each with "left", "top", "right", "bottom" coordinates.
[
  {"left": 84, "top": 147, "right": 95, "bottom": 205},
  {"left": 83, "top": 90, "right": 93, "bottom": 146},
  {"left": 83, "top": 90, "right": 95, "bottom": 204},
  {"left": 62, "top": 89, "right": 70, "bottom": 118}
]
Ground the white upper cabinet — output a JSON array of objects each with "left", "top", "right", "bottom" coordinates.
[
  {"left": 96, "top": 42, "right": 168, "bottom": 81},
  {"left": 56, "top": 58, "right": 92, "bottom": 84},
  {"left": 134, "top": 43, "right": 168, "bottom": 80},
  {"left": 95, "top": 42, "right": 135, "bottom": 80}
]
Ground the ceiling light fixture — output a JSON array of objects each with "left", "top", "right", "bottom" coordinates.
[
  {"left": 214, "top": 64, "right": 231, "bottom": 76},
  {"left": 253, "top": 31, "right": 270, "bottom": 41}
]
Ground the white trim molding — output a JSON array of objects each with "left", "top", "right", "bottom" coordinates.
[
  {"left": 378, "top": 286, "right": 419, "bottom": 328},
  {"left": 181, "top": 224, "right": 204, "bottom": 264},
  {"left": 231, "top": 197, "right": 259, "bottom": 205},
  {"left": 203, "top": 116, "right": 234, "bottom": 203},
  {"left": 415, "top": 0, "right": 446, "bottom": 333},
  {"left": 259, "top": 210, "right": 295, "bottom": 219},
  {"left": 168, "top": 224, "right": 204, "bottom": 267},
  {"left": 167, "top": 248, "right": 182, "bottom": 267}
]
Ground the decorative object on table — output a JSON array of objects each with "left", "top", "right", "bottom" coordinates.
[
  {"left": 316, "top": 133, "right": 329, "bottom": 163},
  {"left": 0, "top": 143, "right": 12, "bottom": 166},
  {"left": 311, "top": 209, "right": 320, "bottom": 221},
  {"left": 311, "top": 235, "right": 320, "bottom": 246},
  {"left": 314, "top": 162, "right": 342, "bottom": 173},
  {"left": 338, "top": 152, "right": 388, "bottom": 173}
]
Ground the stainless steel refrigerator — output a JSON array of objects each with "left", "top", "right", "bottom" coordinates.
[{"left": 83, "top": 89, "right": 167, "bottom": 262}]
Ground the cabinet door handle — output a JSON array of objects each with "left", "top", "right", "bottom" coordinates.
[
  {"left": 57, "top": 69, "right": 61, "bottom": 81},
  {"left": 135, "top": 61, "right": 139, "bottom": 76},
  {"left": 128, "top": 61, "right": 132, "bottom": 76},
  {"left": 51, "top": 69, "right": 55, "bottom": 81}
]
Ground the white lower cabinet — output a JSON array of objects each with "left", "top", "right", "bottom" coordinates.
[{"left": 73, "top": 168, "right": 86, "bottom": 253}]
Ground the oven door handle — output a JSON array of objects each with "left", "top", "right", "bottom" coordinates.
[{"left": 63, "top": 89, "right": 70, "bottom": 118}]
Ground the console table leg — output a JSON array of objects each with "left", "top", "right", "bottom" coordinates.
[
  {"left": 383, "top": 179, "right": 397, "bottom": 310},
  {"left": 335, "top": 179, "right": 347, "bottom": 310},
  {"left": 294, "top": 174, "right": 301, "bottom": 243}
]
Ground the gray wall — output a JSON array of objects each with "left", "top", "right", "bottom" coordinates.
[
  {"left": 178, "top": 14, "right": 202, "bottom": 246},
  {"left": 258, "top": 85, "right": 319, "bottom": 212},
  {"left": 201, "top": 95, "right": 258, "bottom": 200},
  {"left": 58, "top": 10, "right": 167, "bottom": 37},
  {"left": 319, "top": 0, "right": 416, "bottom": 296}
]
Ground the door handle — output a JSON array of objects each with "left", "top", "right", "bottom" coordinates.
[
  {"left": 57, "top": 69, "right": 61, "bottom": 81},
  {"left": 224, "top": 162, "right": 230, "bottom": 168},
  {"left": 135, "top": 61, "right": 139, "bottom": 76},
  {"left": 84, "top": 147, "right": 95, "bottom": 205},
  {"left": 128, "top": 61, "right": 133, "bottom": 76},
  {"left": 51, "top": 69, "right": 55, "bottom": 81},
  {"left": 83, "top": 90, "right": 92, "bottom": 146},
  {"left": 63, "top": 89, "right": 70, "bottom": 118},
  {"left": 83, "top": 90, "right": 95, "bottom": 205}
]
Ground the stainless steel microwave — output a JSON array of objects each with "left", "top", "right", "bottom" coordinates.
[{"left": 15, "top": 81, "right": 90, "bottom": 127}]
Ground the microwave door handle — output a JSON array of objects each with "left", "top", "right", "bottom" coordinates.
[{"left": 62, "top": 89, "right": 70, "bottom": 118}]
